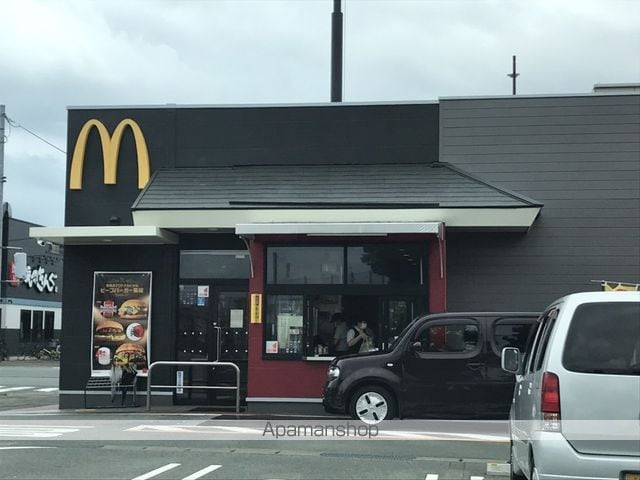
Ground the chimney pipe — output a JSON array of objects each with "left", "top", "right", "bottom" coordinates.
[{"left": 331, "top": 0, "right": 343, "bottom": 102}]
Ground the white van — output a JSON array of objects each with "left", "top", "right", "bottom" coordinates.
[{"left": 502, "top": 291, "right": 640, "bottom": 480}]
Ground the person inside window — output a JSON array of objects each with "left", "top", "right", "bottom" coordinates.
[
  {"left": 332, "top": 313, "right": 349, "bottom": 356},
  {"left": 347, "top": 320, "right": 374, "bottom": 355}
]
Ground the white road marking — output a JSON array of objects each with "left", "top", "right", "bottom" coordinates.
[
  {"left": 0, "top": 387, "right": 34, "bottom": 393},
  {"left": 0, "top": 424, "right": 93, "bottom": 438},
  {"left": 35, "top": 388, "right": 59, "bottom": 392},
  {"left": 0, "top": 446, "right": 57, "bottom": 450},
  {"left": 470, "top": 476, "right": 485, "bottom": 480},
  {"left": 131, "top": 463, "right": 181, "bottom": 480},
  {"left": 425, "top": 474, "right": 439, "bottom": 480},
  {"left": 182, "top": 465, "right": 222, "bottom": 480},
  {"left": 127, "top": 425, "right": 261, "bottom": 435}
]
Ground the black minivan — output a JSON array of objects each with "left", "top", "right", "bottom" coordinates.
[{"left": 322, "top": 312, "right": 538, "bottom": 423}]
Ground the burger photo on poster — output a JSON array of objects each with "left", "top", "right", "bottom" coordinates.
[
  {"left": 117, "top": 298, "right": 148, "bottom": 320},
  {"left": 94, "top": 320, "right": 126, "bottom": 342},
  {"left": 115, "top": 343, "right": 147, "bottom": 368}
]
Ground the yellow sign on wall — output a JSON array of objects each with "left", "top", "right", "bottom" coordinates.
[
  {"left": 250, "top": 293, "right": 263, "bottom": 324},
  {"left": 69, "top": 118, "right": 151, "bottom": 190},
  {"left": 601, "top": 281, "right": 640, "bottom": 292}
]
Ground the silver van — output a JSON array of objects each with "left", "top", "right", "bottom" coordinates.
[{"left": 502, "top": 292, "right": 640, "bottom": 480}]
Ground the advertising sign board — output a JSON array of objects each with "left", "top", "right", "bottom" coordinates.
[{"left": 91, "top": 272, "right": 152, "bottom": 376}]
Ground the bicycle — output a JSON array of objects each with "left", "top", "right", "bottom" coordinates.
[{"left": 36, "top": 346, "right": 61, "bottom": 361}]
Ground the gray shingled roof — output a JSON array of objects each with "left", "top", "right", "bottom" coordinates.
[{"left": 132, "top": 162, "right": 542, "bottom": 210}]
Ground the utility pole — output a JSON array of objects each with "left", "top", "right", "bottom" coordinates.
[
  {"left": 330, "top": 0, "right": 343, "bottom": 102},
  {"left": 507, "top": 55, "right": 519, "bottom": 95}
]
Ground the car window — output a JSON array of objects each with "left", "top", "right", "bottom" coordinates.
[
  {"left": 563, "top": 302, "right": 640, "bottom": 375},
  {"left": 533, "top": 309, "right": 558, "bottom": 371},
  {"left": 414, "top": 322, "right": 480, "bottom": 353},
  {"left": 492, "top": 318, "right": 535, "bottom": 353},
  {"left": 526, "top": 309, "right": 556, "bottom": 373}
]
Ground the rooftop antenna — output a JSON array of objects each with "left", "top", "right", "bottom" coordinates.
[{"left": 507, "top": 55, "right": 519, "bottom": 95}]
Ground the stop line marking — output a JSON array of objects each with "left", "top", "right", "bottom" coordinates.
[{"left": 131, "top": 463, "right": 222, "bottom": 480}]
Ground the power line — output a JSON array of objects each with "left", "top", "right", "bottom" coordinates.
[{"left": 2, "top": 113, "right": 66, "bottom": 155}]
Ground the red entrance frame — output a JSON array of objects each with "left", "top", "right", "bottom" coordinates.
[{"left": 247, "top": 233, "right": 447, "bottom": 399}]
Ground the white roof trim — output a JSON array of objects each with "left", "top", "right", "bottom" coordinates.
[
  {"left": 29, "top": 226, "right": 178, "bottom": 245},
  {"left": 133, "top": 207, "right": 541, "bottom": 231},
  {"left": 236, "top": 222, "right": 441, "bottom": 235}
]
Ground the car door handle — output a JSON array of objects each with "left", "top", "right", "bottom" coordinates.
[{"left": 466, "top": 362, "right": 485, "bottom": 370}]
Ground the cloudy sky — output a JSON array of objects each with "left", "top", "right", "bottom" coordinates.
[{"left": 1, "top": 0, "right": 638, "bottom": 226}]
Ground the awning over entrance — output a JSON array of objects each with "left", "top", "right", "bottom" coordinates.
[
  {"left": 235, "top": 221, "right": 442, "bottom": 236},
  {"left": 28, "top": 226, "right": 178, "bottom": 245},
  {"left": 130, "top": 162, "right": 543, "bottom": 231}
]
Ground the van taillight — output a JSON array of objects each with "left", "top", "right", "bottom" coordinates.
[{"left": 541, "top": 372, "right": 561, "bottom": 431}]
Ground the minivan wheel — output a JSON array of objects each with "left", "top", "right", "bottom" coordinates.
[{"left": 349, "top": 386, "right": 395, "bottom": 424}]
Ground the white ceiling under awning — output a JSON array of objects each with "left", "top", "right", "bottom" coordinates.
[
  {"left": 29, "top": 226, "right": 178, "bottom": 245},
  {"left": 235, "top": 222, "right": 442, "bottom": 236},
  {"left": 132, "top": 207, "right": 541, "bottom": 231}
]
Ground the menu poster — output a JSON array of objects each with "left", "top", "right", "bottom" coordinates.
[{"left": 91, "top": 272, "right": 152, "bottom": 376}]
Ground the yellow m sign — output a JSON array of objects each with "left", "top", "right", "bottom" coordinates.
[{"left": 69, "top": 119, "right": 151, "bottom": 190}]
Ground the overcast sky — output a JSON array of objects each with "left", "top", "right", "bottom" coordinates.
[{"left": 1, "top": 0, "right": 639, "bottom": 226}]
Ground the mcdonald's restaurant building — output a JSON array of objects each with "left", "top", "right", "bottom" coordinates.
[{"left": 32, "top": 87, "right": 640, "bottom": 410}]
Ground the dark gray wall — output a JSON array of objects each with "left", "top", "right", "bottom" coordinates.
[
  {"left": 66, "top": 103, "right": 439, "bottom": 227},
  {"left": 442, "top": 94, "right": 640, "bottom": 311},
  {"left": 59, "top": 244, "right": 178, "bottom": 407}
]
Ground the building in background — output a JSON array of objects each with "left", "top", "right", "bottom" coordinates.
[
  {"left": 1, "top": 205, "right": 63, "bottom": 358},
  {"left": 32, "top": 85, "right": 639, "bottom": 410}
]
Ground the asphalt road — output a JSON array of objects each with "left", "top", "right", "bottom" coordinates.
[
  {"left": 0, "top": 438, "right": 509, "bottom": 480},
  {"left": 0, "top": 361, "right": 511, "bottom": 479},
  {"left": 0, "top": 360, "right": 60, "bottom": 411}
]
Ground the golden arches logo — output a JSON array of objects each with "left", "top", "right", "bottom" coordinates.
[{"left": 69, "top": 119, "right": 150, "bottom": 190}]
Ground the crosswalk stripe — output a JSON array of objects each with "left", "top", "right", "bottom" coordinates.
[
  {"left": 131, "top": 463, "right": 181, "bottom": 480},
  {"left": 35, "top": 388, "right": 59, "bottom": 392},
  {"left": 182, "top": 465, "right": 222, "bottom": 480},
  {"left": 0, "top": 387, "right": 34, "bottom": 393},
  {"left": 425, "top": 475, "right": 439, "bottom": 480}
]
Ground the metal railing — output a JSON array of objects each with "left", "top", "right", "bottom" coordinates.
[{"left": 146, "top": 361, "right": 240, "bottom": 412}]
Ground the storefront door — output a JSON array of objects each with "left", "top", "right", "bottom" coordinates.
[
  {"left": 208, "top": 289, "right": 248, "bottom": 404},
  {"left": 176, "top": 283, "right": 248, "bottom": 405}
]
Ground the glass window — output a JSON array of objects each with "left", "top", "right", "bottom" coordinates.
[
  {"left": 267, "top": 247, "right": 343, "bottom": 285},
  {"left": 20, "top": 310, "right": 31, "bottom": 342},
  {"left": 563, "top": 302, "right": 640, "bottom": 375},
  {"left": 180, "top": 251, "right": 250, "bottom": 279},
  {"left": 415, "top": 323, "right": 479, "bottom": 353},
  {"left": 265, "top": 295, "right": 304, "bottom": 355},
  {"left": 534, "top": 309, "right": 559, "bottom": 372},
  {"left": 493, "top": 319, "right": 535, "bottom": 352},
  {"left": 347, "top": 245, "right": 424, "bottom": 285},
  {"left": 44, "top": 312, "right": 55, "bottom": 340},
  {"left": 32, "top": 311, "right": 44, "bottom": 342}
]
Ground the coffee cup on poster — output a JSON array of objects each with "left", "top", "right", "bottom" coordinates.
[{"left": 96, "top": 347, "right": 111, "bottom": 365}]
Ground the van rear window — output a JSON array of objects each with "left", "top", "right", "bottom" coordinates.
[{"left": 563, "top": 302, "right": 640, "bottom": 375}]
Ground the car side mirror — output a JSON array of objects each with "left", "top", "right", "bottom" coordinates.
[
  {"left": 501, "top": 347, "right": 522, "bottom": 375},
  {"left": 410, "top": 341, "right": 422, "bottom": 352}
]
